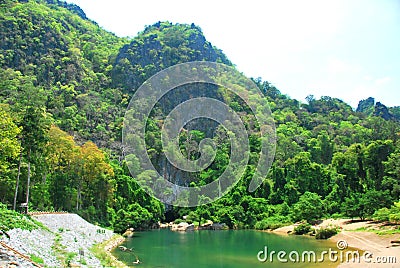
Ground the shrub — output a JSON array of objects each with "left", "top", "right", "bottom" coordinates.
[
  {"left": 331, "top": 213, "right": 344, "bottom": 219},
  {"left": 291, "top": 192, "right": 324, "bottom": 222},
  {"left": 173, "top": 218, "right": 184, "bottom": 224},
  {"left": 373, "top": 202, "right": 400, "bottom": 224},
  {"left": 254, "top": 216, "right": 291, "bottom": 230},
  {"left": 294, "top": 222, "right": 312, "bottom": 235},
  {"left": 0, "top": 203, "right": 43, "bottom": 231},
  {"left": 315, "top": 227, "right": 338, "bottom": 239},
  {"left": 389, "top": 213, "right": 400, "bottom": 224},
  {"left": 373, "top": 208, "right": 390, "bottom": 222}
]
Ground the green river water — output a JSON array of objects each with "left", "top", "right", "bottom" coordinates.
[{"left": 112, "top": 229, "right": 346, "bottom": 268}]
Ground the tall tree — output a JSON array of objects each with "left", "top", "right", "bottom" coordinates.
[
  {"left": 19, "top": 107, "right": 51, "bottom": 212},
  {"left": 0, "top": 106, "right": 21, "bottom": 204}
]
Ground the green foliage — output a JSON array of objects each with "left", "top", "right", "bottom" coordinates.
[
  {"left": 383, "top": 151, "right": 400, "bottom": 200},
  {"left": 254, "top": 216, "right": 291, "bottom": 230},
  {"left": 315, "top": 227, "right": 339, "bottom": 239},
  {"left": 111, "top": 21, "right": 231, "bottom": 91},
  {"left": 0, "top": 203, "right": 42, "bottom": 231},
  {"left": 113, "top": 203, "right": 153, "bottom": 233},
  {"left": 291, "top": 192, "right": 324, "bottom": 223},
  {"left": 173, "top": 218, "right": 184, "bottom": 224},
  {"left": 0, "top": 106, "right": 22, "bottom": 202},
  {"left": 373, "top": 202, "right": 400, "bottom": 224},
  {"left": 0, "top": 106, "right": 21, "bottom": 167},
  {"left": 30, "top": 254, "right": 44, "bottom": 264},
  {"left": 343, "top": 191, "right": 392, "bottom": 220},
  {"left": 294, "top": 222, "right": 312, "bottom": 235},
  {"left": 0, "top": 0, "right": 399, "bottom": 233},
  {"left": 373, "top": 207, "right": 391, "bottom": 222}
]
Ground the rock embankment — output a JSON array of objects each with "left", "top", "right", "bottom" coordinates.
[
  {"left": 4, "top": 228, "right": 60, "bottom": 267},
  {"left": 0, "top": 241, "right": 42, "bottom": 268},
  {"left": 34, "top": 213, "right": 114, "bottom": 264},
  {"left": 0, "top": 213, "right": 119, "bottom": 267}
]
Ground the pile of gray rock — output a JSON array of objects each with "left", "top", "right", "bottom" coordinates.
[
  {"left": 0, "top": 213, "right": 116, "bottom": 267},
  {"left": 0, "top": 242, "right": 38, "bottom": 268},
  {"left": 5, "top": 228, "right": 60, "bottom": 267}
]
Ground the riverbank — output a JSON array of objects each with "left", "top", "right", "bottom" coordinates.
[
  {"left": 92, "top": 234, "right": 128, "bottom": 268},
  {"left": 273, "top": 219, "right": 400, "bottom": 267}
]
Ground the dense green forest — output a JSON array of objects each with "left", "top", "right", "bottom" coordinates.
[{"left": 0, "top": 0, "right": 399, "bottom": 233}]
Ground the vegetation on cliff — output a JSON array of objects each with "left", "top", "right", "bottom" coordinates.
[{"left": 0, "top": 0, "right": 399, "bottom": 232}]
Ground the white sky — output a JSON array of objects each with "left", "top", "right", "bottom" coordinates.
[{"left": 66, "top": 0, "right": 400, "bottom": 108}]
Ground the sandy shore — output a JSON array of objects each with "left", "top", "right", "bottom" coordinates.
[
  {"left": 329, "top": 220, "right": 400, "bottom": 268},
  {"left": 273, "top": 219, "right": 400, "bottom": 268}
]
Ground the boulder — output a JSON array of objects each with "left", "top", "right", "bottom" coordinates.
[
  {"left": 170, "top": 222, "right": 194, "bottom": 232},
  {"left": 198, "top": 220, "right": 213, "bottom": 230},
  {"left": 159, "top": 222, "right": 169, "bottom": 229},
  {"left": 122, "top": 228, "right": 134, "bottom": 238},
  {"left": 211, "top": 223, "right": 227, "bottom": 230}
]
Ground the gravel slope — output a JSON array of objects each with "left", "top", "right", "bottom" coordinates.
[{"left": 0, "top": 213, "right": 116, "bottom": 267}]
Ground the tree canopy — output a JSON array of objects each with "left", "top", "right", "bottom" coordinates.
[{"left": 0, "top": 0, "right": 399, "bottom": 231}]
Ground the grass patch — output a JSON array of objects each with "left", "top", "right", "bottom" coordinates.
[
  {"left": 375, "top": 229, "right": 400, "bottom": 235},
  {"left": 52, "top": 233, "right": 73, "bottom": 266},
  {"left": 30, "top": 254, "right": 44, "bottom": 264},
  {"left": 91, "top": 235, "right": 127, "bottom": 268},
  {"left": 79, "top": 257, "right": 87, "bottom": 265},
  {"left": 354, "top": 227, "right": 367, "bottom": 232},
  {"left": 65, "top": 252, "right": 78, "bottom": 266},
  {"left": 354, "top": 225, "right": 400, "bottom": 235},
  {"left": 52, "top": 233, "right": 80, "bottom": 266}
]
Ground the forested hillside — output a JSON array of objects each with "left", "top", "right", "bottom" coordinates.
[{"left": 0, "top": 0, "right": 399, "bottom": 232}]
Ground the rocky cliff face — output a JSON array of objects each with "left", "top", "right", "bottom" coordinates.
[{"left": 111, "top": 21, "right": 232, "bottom": 92}]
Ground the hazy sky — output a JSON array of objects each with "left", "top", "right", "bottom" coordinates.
[{"left": 66, "top": 0, "right": 400, "bottom": 108}]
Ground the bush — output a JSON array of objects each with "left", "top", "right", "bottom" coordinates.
[
  {"left": 0, "top": 203, "right": 43, "bottom": 231},
  {"left": 113, "top": 204, "right": 153, "bottom": 233},
  {"left": 185, "top": 211, "right": 197, "bottom": 224},
  {"left": 373, "top": 202, "right": 400, "bottom": 224},
  {"left": 173, "top": 218, "right": 184, "bottom": 224},
  {"left": 254, "top": 216, "right": 291, "bottom": 230},
  {"left": 291, "top": 192, "right": 324, "bottom": 222},
  {"left": 331, "top": 213, "right": 344, "bottom": 219},
  {"left": 373, "top": 208, "right": 390, "bottom": 222},
  {"left": 315, "top": 227, "right": 338, "bottom": 239},
  {"left": 294, "top": 222, "right": 312, "bottom": 235},
  {"left": 389, "top": 213, "right": 400, "bottom": 224}
]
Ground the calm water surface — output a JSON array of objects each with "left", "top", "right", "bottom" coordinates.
[{"left": 112, "top": 229, "right": 340, "bottom": 268}]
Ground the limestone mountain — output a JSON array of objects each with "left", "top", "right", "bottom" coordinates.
[
  {"left": 0, "top": 0, "right": 399, "bottom": 232},
  {"left": 111, "top": 21, "right": 232, "bottom": 92}
]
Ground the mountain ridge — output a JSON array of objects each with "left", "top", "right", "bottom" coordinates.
[{"left": 0, "top": 0, "right": 399, "bottom": 239}]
